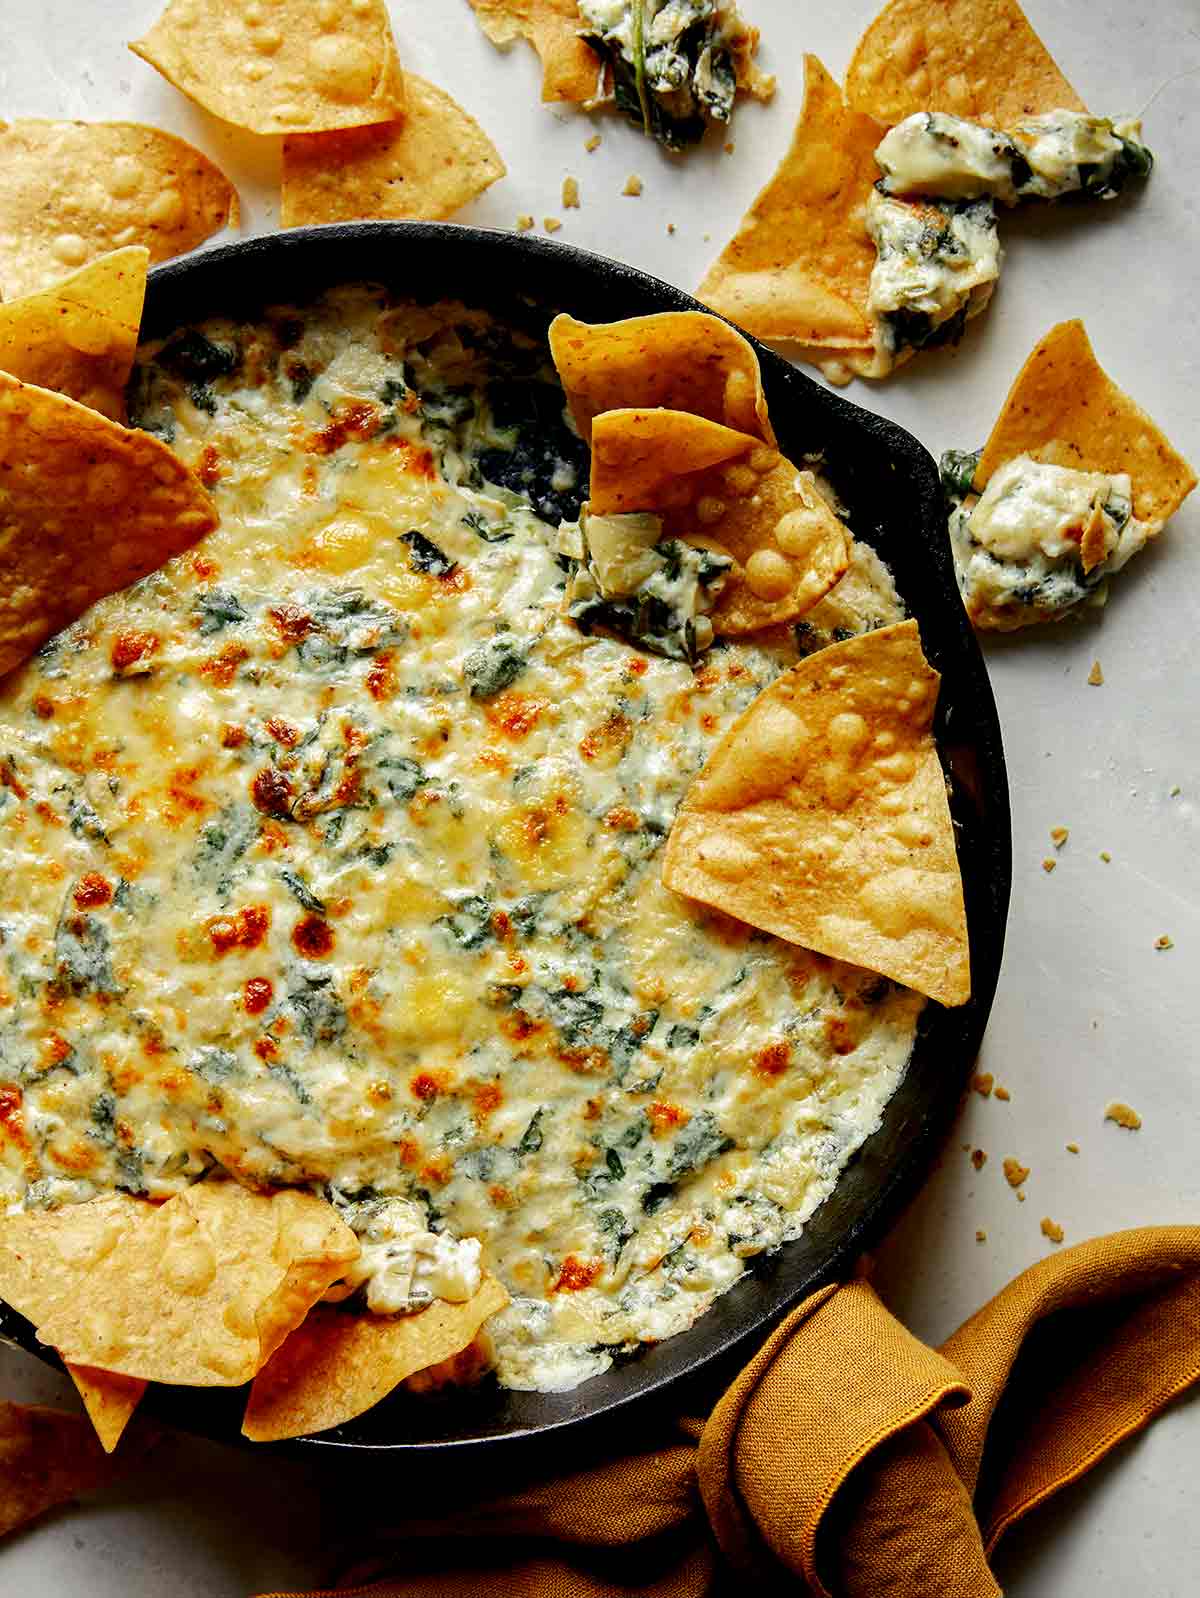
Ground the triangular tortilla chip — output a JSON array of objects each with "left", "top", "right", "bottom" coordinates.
[
  {"left": 977, "top": 320, "right": 1197, "bottom": 527},
  {"left": 0, "top": 121, "right": 237, "bottom": 301},
  {"left": 845, "top": 0, "right": 1085, "bottom": 126},
  {"left": 0, "top": 375, "right": 218, "bottom": 680},
  {"left": 0, "top": 248, "right": 147, "bottom": 422},
  {"left": 0, "top": 1402, "right": 127, "bottom": 1539},
  {"left": 586, "top": 409, "right": 850, "bottom": 633},
  {"left": 662, "top": 620, "right": 969, "bottom": 1005},
  {"left": 242, "top": 1275, "right": 509, "bottom": 1441},
  {"left": 131, "top": 0, "right": 405, "bottom": 136},
  {"left": 589, "top": 409, "right": 758, "bottom": 513},
  {"left": 549, "top": 310, "right": 776, "bottom": 446},
  {"left": 467, "top": 0, "right": 600, "bottom": 103},
  {"left": 282, "top": 76, "right": 505, "bottom": 227},
  {"left": 0, "top": 1194, "right": 146, "bottom": 1329},
  {"left": 65, "top": 1366, "right": 147, "bottom": 1455},
  {"left": 697, "top": 57, "right": 881, "bottom": 350},
  {"left": 35, "top": 1184, "right": 358, "bottom": 1386}
]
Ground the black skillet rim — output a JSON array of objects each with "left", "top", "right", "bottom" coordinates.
[{"left": 0, "top": 223, "right": 1011, "bottom": 1462}]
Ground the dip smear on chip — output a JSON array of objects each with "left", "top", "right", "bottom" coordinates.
[
  {"left": 130, "top": 0, "right": 405, "bottom": 136},
  {"left": 941, "top": 321, "right": 1196, "bottom": 629},
  {"left": 0, "top": 121, "right": 236, "bottom": 301}
]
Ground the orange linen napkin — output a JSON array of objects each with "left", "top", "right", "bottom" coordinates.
[{"left": 263, "top": 1226, "right": 1200, "bottom": 1598}]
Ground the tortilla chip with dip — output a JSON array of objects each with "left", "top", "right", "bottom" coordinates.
[
  {"left": 65, "top": 1367, "right": 148, "bottom": 1456},
  {"left": 697, "top": 56, "right": 881, "bottom": 361},
  {"left": 131, "top": 0, "right": 405, "bottom": 136},
  {"left": 467, "top": 0, "right": 601, "bottom": 104},
  {"left": 549, "top": 310, "right": 776, "bottom": 446},
  {"left": 0, "top": 375, "right": 218, "bottom": 680},
  {"left": 0, "top": 248, "right": 148, "bottom": 423},
  {"left": 977, "top": 319, "right": 1197, "bottom": 528},
  {"left": 33, "top": 1184, "right": 358, "bottom": 1387},
  {"left": 242, "top": 1274, "right": 509, "bottom": 1441},
  {"left": 0, "top": 121, "right": 237, "bottom": 301},
  {"left": 662, "top": 620, "right": 970, "bottom": 1006},
  {"left": 282, "top": 76, "right": 505, "bottom": 227},
  {"left": 588, "top": 407, "right": 850, "bottom": 634},
  {"left": 0, "top": 1402, "right": 130, "bottom": 1540},
  {"left": 845, "top": 0, "right": 1085, "bottom": 127}
]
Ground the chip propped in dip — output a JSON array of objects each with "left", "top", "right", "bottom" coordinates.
[{"left": 662, "top": 620, "right": 970, "bottom": 1007}]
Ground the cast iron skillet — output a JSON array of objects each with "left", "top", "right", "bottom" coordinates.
[{"left": 0, "top": 224, "right": 1011, "bottom": 1462}]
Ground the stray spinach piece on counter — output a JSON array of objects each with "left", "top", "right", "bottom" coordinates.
[
  {"left": 462, "top": 633, "right": 527, "bottom": 698},
  {"left": 401, "top": 530, "right": 457, "bottom": 577}
]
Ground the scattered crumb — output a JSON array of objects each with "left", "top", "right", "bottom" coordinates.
[
  {"left": 1041, "top": 858, "right": 1057, "bottom": 873},
  {"left": 961, "top": 1141, "right": 971, "bottom": 1152},
  {"left": 543, "top": 217, "right": 562, "bottom": 233},
  {"left": 703, "top": 231, "right": 711, "bottom": 241},
  {"left": 724, "top": 140, "right": 735, "bottom": 154},
  {"left": 1087, "top": 660, "right": 1104, "bottom": 686},
  {"left": 562, "top": 176, "right": 580, "bottom": 209},
  {"left": 1017, "top": 1191, "right": 1027, "bottom": 1202},
  {"left": 1154, "top": 934, "right": 1174, "bottom": 950},
  {"left": 622, "top": 174, "right": 643, "bottom": 197},
  {"left": 1003, "top": 1157, "right": 1030, "bottom": 1189},
  {"left": 1066, "top": 1142, "right": 1080, "bottom": 1154},
  {"left": 1040, "top": 1217, "right": 1065, "bottom": 1244},
  {"left": 585, "top": 134, "right": 601, "bottom": 153},
  {"left": 994, "top": 1085, "right": 1011, "bottom": 1103},
  {"left": 1050, "top": 827, "right": 1069, "bottom": 848},
  {"left": 970, "top": 1148, "right": 988, "bottom": 1171},
  {"left": 1170, "top": 784, "right": 1182, "bottom": 797},
  {"left": 515, "top": 214, "right": 535, "bottom": 231},
  {"left": 975, "top": 1229, "right": 987, "bottom": 1243},
  {"left": 1099, "top": 851, "right": 1112, "bottom": 863},
  {"left": 666, "top": 222, "right": 676, "bottom": 235},
  {"left": 971, "top": 1072, "right": 994, "bottom": 1098},
  {"left": 1105, "top": 1101, "right": 1142, "bottom": 1131}
]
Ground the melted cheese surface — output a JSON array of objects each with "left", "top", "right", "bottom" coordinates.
[{"left": 0, "top": 289, "right": 920, "bottom": 1391}]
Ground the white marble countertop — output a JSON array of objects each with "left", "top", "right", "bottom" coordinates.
[{"left": 2, "top": 1, "right": 1198, "bottom": 1592}]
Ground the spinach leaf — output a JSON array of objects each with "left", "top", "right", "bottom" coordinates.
[
  {"left": 53, "top": 910, "right": 120, "bottom": 996},
  {"left": 287, "top": 971, "right": 347, "bottom": 1046},
  {"left": 939, "top": 448, "right": 982, "bottom": 502},
  {"left": 517, "top": 1108, "right": 545, "bottom": 1156},
  {"left": 435, "top": 894, "right": 494, "bottom": 951},
  {"left": 279, "top": 868, "right": 326, "bottom": 914},
  {"left": 401, "top": 530, "right": 457, "bottom": 576},
  {"left": 667, "top": 1111, "right": 734, "bottom": 1181},
  {"left": 463, "top": 634, "right": 527, "bottom": 699},
  {"left": 194, "top": 589, "right": 248, "bottom": 635},
  {"left": 157, "top": 330, "right": 240, "bottom": 383}
]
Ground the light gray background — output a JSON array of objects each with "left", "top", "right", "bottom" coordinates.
[{"left": 2, "top": 1, "right": 1198, "bottom": 1592}]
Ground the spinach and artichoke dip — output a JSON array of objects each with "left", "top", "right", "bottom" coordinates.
[
  {"left": 0, "top": 287, "right": 922, "bottom": 1394},
  {"left": 940, "top": 448, "right": 1154, "bottom": 630},
  {"left": 875, "top": 112, "right": 1153, "bottom": 207},
  {"left": 577, "top": 0, "right": 764, "bottom": 150}
]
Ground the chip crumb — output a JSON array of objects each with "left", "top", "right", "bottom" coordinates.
[
  {"left": 724, "top": 141, "right": 735, "bottom": 154},
  {"left": 971, "top": 1072, "right": 994, "bottom": 1098},
  {"left": 1170, "top": 784, "right": 1182, "bottom": 798},
  {"left": 1040, "top": 1217, "right": 1065, "bottom": 1244},
  {"left": 1042, "top": 857, "right": 1056, "bottom": 873},
  {"left": 1105, "top": 1101, "right": 1142, "bottom": 1131},
  {"left": 1087, "top": 660, "right": 1104, "bottom": 686},
  {"left": 543, "top": 217, "right": 562, "bottom": 233},
  {"left": 1050, "top": 827, "right": 1069, "bottom": 848},
  {"left": 622, "top": 174, "right": 643, "bottom": 197},
  {"left": 562, "top": 176, "right": 580, "bottom": 209},
  {"left": 1003, "top": 1157, "right": 1029, "bottom": 1189},
  {"left": 667, "top": 222, "right": 676, "bottom": 235},
  {"left": 1154, "top": 934, "right": 1174, "bottom": 950},
  {"left": 1099, "top": 851, "right": 1112, "bottom": 863},
  {"left": 1066, "top": 1142, "right": 1080, "bottom": 1154},
  {"left": 994, "top": 1085, "right": 1011, "bottom": 1102},
  {"left": 515, "top": 214, "right": 534, "bottom": 231},
  {"left": 975, "top": 1229, "right": 987, "bottom": 1243},
  {"left": 970, "top": 1148, "right": 987, "bottom": 1171},
  {"left": 585, "top": 134, "right": 601, "bottom": 153}
]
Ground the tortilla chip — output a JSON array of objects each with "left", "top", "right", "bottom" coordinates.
[
  {"left": 976, "top": 320, "right": 1197, "bottom": 527},
  {"left": 662, "top": 620, "right": 970, "bottom": 1005},
  {"left": 35, "top": 1184, "right": 358, "bottom": 1386},
  {"left": 589, "top": 409, "right": 758, "bottom": 514},
  {"left": 281, "top": 76, "right": 505, "bottom": 228},
  {"left": 0, "top": 248, "right": 147, "bottom": 423},
  {"left": 549, "top": 310, "right": 776, "bottom": 446},
  {"left": 0, "top": 1402, "right": 125, "bottom": 1540},
  {"left": 0, "top": 375, "right": 218, "bottom": 680},
  {"left": 0, "top": 1194, "right": 146, "bottom": 1329},
  {"left": 65, "top": 1366, "right": 147, "bottom": 1455},
  {"left": 845, "top": 0, "right": 1085, "bottom": 127},
  {"left": 697, "top": 57, "right": 880, "bottom": 350},
  {"left": 0, "top": 121, "right": 237, "bottom": 302},
  {"left": 242, "top": 1275, "right": 509, "bottom": 1441},
  {"left": 467, "top": 0, "right": 600, "bottom": 104},
  {"left": 130, "top": 0, "right": 405, "bottom": 136}
]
